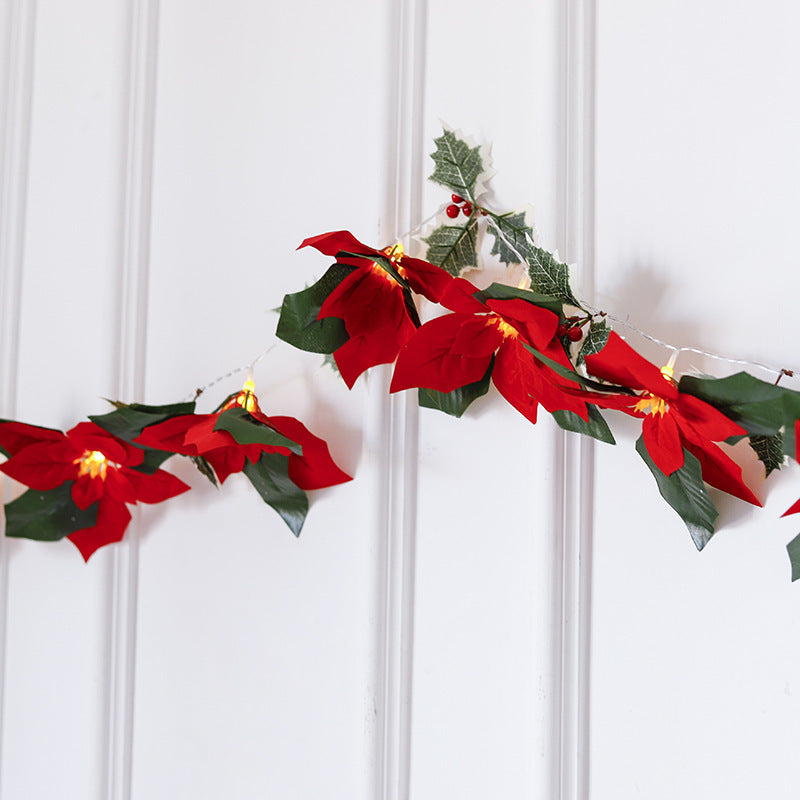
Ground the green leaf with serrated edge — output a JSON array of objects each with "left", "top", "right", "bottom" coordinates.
[
  {"left": 429, "top": 129, "right": 485, "bottom": 201},
  {"left": 522, "top": 342, "right": 635, "bottom": 395},
  {"left": 213, "top": 407, "right": 302, "bottom": 453},
  {"left": 486, "top": 212, "right": 534, "bottom": 266},
  {"left": 91, "top": 400, "right": 197, "bottom": 474},
  {"left": 577, "top": 319, "right": 610, "bottom": 366},
  {"left": 678, "top": 372, "right": 800, "bottom": 437},
  {"left": 189, "top": 455, "right": 218, "bottom": 487},
  {"left": 749, "top": 433, "right": 785, "bottom": 477},
  {"left": 418, "top": 357, "right": 494, "bottom": 418},
  {"left": 786, "top": 532, "right": 800, "bottom": 582},
  {"left": 423, "top": 221, "right": 479, "bottom": 276},
  {"left": 242, "top": 452, "right": 308, "bottom": 537},
  {"left": 5, "top": 482, "right": 98, "bottom": 542},
  {"left": 635, "top": 437, "right": 718, "bottom": 551},
  {"left": 473, "top": 283, "right": 564, "bottom": 316},
  {"left": 276, "top": 264, "right": 353, "bottom": 354},
  {"left": 552, "top": 406, "right": 615, "bottom": 445},
  {"left": 526, "top": 242, "right": 579, "bottom": 307}
]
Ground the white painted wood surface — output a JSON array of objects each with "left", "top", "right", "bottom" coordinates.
[{"left": 0, "top": 1, "right": 798, "bottom": 798}]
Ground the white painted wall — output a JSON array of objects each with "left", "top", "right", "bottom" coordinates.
[{"left": 1, "top": 1, "right": 798, "bottom": 798}]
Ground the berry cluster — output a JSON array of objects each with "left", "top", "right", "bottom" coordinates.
[
  {"left": 557, "top": 316, "right": 589, "bottom": 342},
  {"left": 446, "top": 194, "right": 473, "bottom": 219}
]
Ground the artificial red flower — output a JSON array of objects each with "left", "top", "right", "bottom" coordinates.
[
  {"left": 134, "top": 381, "right": 352, "bottom": 489},
  {"left": 389, "top": 277, "right": 591, "bottom": 424},
  {"left": 300, "top": 231, "right": 453, "bottom": 388},
  {"left": 0, "top": 420, "right": 189, "bottom": 560},
  {"left": 584, "top": 331, "right": 760, "bottom": 505}
]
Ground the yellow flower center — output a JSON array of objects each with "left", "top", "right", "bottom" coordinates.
[
  {"left": 75, "top": 450, "right": 109, "bottom": 480},
  {"left": 633, "top": 364, "right": 676, "bottom": 417},
  {"left": 493, "top": 316, "right": 519, "bottom": 340},
  {"left": 372, "top": 242, "right": 406, "bottom": 283}
]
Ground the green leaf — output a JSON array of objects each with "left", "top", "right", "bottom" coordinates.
[
  {"left": 678, "top": 372, "right": 800, "bottom": 437},
  {"left": 214, "top": 407, "right": 302, "bottom": 453},
  {"left": 242, "top": 452, "right": 308, "bottom": 537},
  {"left": 418, "top": 357, "right": 494, "bottom": 418},
  {"left": 577, "top": 319, "right": 610, "bottom": 365},
  {"left": 635, "top": 437, "right": 718, "bottom": 551},
  {"left": 486, "top": 212, "right": 535, "bottom": 266},
  {"left": 5, "top": 482, "right": 98, "bottom": 542},
  {"left": 749, "top": 433, "right": 785, "bottom": 477},
  {"left": 786, "top": 532, "right": 800, "bottom": 582},
  {"left": 189, "top": 455, "right": 218, "bottom": 487},
  {"left": 473, "top": 283, "right": 564, "bottom": 316},
  {"left": 276, "top": 263, "right": 353, "bottom": 354},
  {"left": 423, "top": 220, "right": 479, "bottom": 276},
  {"left": 552, "top": 405, "right": 615, "bottom": 445},
  {"left": 526, "top": 243, "right": 579, "bottom": 307},
  {"left": 429, "top": 128, "right": 486, "bottom": 202}
]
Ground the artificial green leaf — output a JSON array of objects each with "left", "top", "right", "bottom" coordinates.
[
  {"left": 552, "top": 405, "right": 615, "bottom": 444},
  {"left": 526, "top": 243, "right": 579, "bottom": 307},
  {"left": 423, "top": 220, "right": 479, "bottom": 276},
  {"left": 242, "top": 452, "right": 308, "bottom": 537},
  {"left": 749, "top": 432, "right": 785, "bottom": 477},
  {"left": 474, "top": 283, "right": 564, "bottom": 316},
  {"left": 190, "top": 455, "right": 218, "bottom": 487},
  {"left": 429, "top": 128, "right": 486, "bottom": 201},
  {"left": 635, "top": 437, "right": 718, "bottom": 550},
  {"left": 486, "top": 212, "right": 534, "bottom": 266},
  {"left": 679, "top": 372, "right": 800, "bottom": 437},
  {"left": 786, "top": 532, "right": 800, "bottom": 582},
  {"left": 5, "top": 482, "right": 98, "bottom": 542},
  {"left": 214, "top": 407, "right": 302, "bottom": 453},
  {"left": 276, "top": 263, "right": 353, "bottom": 354},
  {"left": 418, "top": 357, "right": 494, "bottom": 418},
  {"left": 577, "top": 319, "right": 610, "bottom": 365}
]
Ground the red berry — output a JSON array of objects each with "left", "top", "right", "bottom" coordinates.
[
  {"left": 446, "top": 204, "right": 460, "bottom": 219},
  {"left": 451, "top": 194, "right": 464, "bottom": 204},
  {"left": 462, "top": 203, "right": 473, "bottom": 217},
  {"left": 556, "top": 323, "right": 568, "bottom": 337},
  {"left": 567, "top": 327, "right": 583, "bottom": 342}
]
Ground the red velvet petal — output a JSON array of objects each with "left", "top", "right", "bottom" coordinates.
[
  {"left": 71, "top": 474, "right": 105, "bottom": 510},
  {"left": 642, "top": 411, "right": 685, "bottom": 475},
  {"left": 0, "top": 420, "right": 64, "bottom": 456},
  {"left": 267, "top": 416, "right": 352, "bottom": 490},
  {"left": 673, "top": 393, "right": 747, "bottom": 443},
  {"left": 390, "top": 314, "right": 498, "bottom": 393},
  {"left": 584, "top": 332, "right": 678, "bottom": 399},
  {"left": 183, "top": 415, "right": 238, "bottom": 452},
  {"left": 103, "top": 468, "right": 138, "bottom": 504},
  {"left": 782, "top": 497, "right": 800, "bottom": 517},
  {"left": 0, "top": 441, "right": 78, "bottom": 490},
  {"left": 486, "top": 299, "right": 559, "bottom": 350},
  {"left": 298, "top": 230, "right": 380, "bottom": 258},
  {"left": 135, "top": 415, "right": 202, "bottom": 456},
  {"left": 202, "top": 446, "right": 248, "bottom": 484},
  {"left": 401, "top": 256, "right": 454, "bottom": 303},
  {"left": 439, "top": 278, "right": 487, "bottom": 314},
  {"left": 124, "top": 468, "right": 190, "bottom": 504},
  {"left": 683, "top": 439, "right": 761, "bottom": 506},
  {"left": 67, "top": 498, "right": 132, "bottom": 562},
  {"left": 66, "top": 422, "right": 144, "bottom": 467}
]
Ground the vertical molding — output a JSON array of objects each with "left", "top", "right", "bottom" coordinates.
[
  {"left": 557, "top": 1, "right": 596, "bottom": 800},
  {"left": 0, "top": 0, "right": 36, "bottom": 795},
  {"left": 104, "top": 1, "right": 159, "bottom": 798},
  {"left": 375, "top": 1, "right": 427, "bottom": 798}
]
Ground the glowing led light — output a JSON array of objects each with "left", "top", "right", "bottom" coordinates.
[
  {"left": 238, "top": 379, "right": 258, "bottom": 412},
  {"left": 75, "top": 449, "right": 108, "bottom": 480}
]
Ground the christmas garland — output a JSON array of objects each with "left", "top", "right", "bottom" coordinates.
[{"left": 3, "top": 127, "right": 800, "bottom": 581}]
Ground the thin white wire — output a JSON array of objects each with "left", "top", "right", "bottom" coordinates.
[{"left": 183, "top": 343, "right": 276, "bottom": 403}]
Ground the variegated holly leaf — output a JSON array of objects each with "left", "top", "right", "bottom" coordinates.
[
  {"left": 486, "top": 212, "right": 534, "bottom": 266},
  {"left": 429, "top": 128, "right": 490, "bottom": 202},
  {"left": 526, "top": 244, "right": 579, "bottom": 306},
  {"left": 423, "top": 219, "right": 479, "bottom": 276},
  {"left": 577, "top": 319, "right": 610, "bottom": 365},
  {"left": 749, "top": 432, "right": 785, "bottom": 477}
]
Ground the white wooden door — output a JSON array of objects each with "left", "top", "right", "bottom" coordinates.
[{"left": 1, "top": 1, "right": 798, "bottom": 798}]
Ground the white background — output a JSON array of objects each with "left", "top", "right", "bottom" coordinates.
[{"left": 2, "top": 1, "right": 800, "bottom": 798}]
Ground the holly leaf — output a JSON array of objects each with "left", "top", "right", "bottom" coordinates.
[
  {"left": 423, "top": 220, "right": 479, "bottom": 276},
  {"left": 786, "top": 532, "right": 800, "bottom": 582},
  {"left": 429, "top": 128, "right": 486, "bottom": 202},
  {"left": 5, "top": 482, "right": 98, "bottom": 542},
  {"left": 577, "top": 319, "right": 610, "bottom": 365},
  {"left": 525, "top": 243, "right": 579, "bottom": 307},
  {"left": 189, "top": 455, "right": 218, "bottom": 487},
  {"left": 214, "top": 407, "right": 303, "bottom": 453},
  {"left": 552, "top": 405, "right": 615, "bottom": 445},
  {"left": 418, "top": 356, "right": 494, "bottom": 418},
  {"left": 242, "top": 452, "right": 308, "bottom": 537},
  {"left": 749, "top": 432, "right": 785, "bottom": 477},
  {"left": 276, "top": 264, "right": 353, "bottom": 354},
  {"left": 635, "top": 437, "right": 718, "bottom": 551},
  {"left": 486, "top": 212, "right": 534, "bottom": 266}
]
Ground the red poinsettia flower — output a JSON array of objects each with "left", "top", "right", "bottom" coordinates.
[
  {"left": 134, "top": 380, "right": 352, "bottom": 489},
  {"left": 300, "top": 231, "right": 453, "bottom": 388},
  {"left": 0, "top": 420, "right": 190, "bottom": 560},
  {"left": 389, "top": 277, "right": 591, "bottom": 424},
  {"left": 584, "top": 331, "right": 760, "bottom": 505}
]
